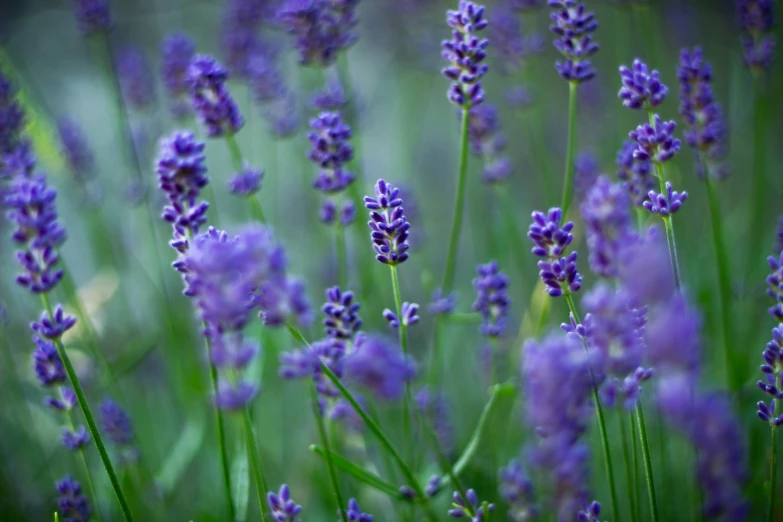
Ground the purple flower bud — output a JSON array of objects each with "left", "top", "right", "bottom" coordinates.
[
  {"left": 364, "top": 179, "right": 411, "bottom": 265},
  {"left": 629, "top": 115, "right": 681, "bottom": 164},
  {"left": 642, "top": 182, "right": 688, "bottom": 217},
  {"left": 580, "top": 176, "right": 635, "bottom": 278},
  {"left": 343, "top": 333, "right": 417, "bottom": 401},
  {"left": 267, "top": 484, "right": 303, "bottom": 522},
  {"left": 383, "top": 302, "right": 420, "bottom": 329},
  {"left": 186, "top": 55, "right": 244, "bottom": 138},
  {"left": 618, "top": 59, "right": 668, "bottom": 109},
  {"left": 311, "top": 76, "right": 347, "bottom": 111},
  {"left": 738, "top": 0, "right": 775, "bottom": 69},
  {"left": 425, "top": 475, "right": 441, "bottom": 497},
  {"left": 473, "top": 261, "right": 510, "bottom": 337},
  {"left": 616, "top": 140, "right": 654, "bottom": 207},
  {"left": 449, "top": 489, "right": 494, "bottom": 519},
  {"left": 56, "top": 118, "right": 94, "bottom": 181},
  {"left": 442, "top": 1, "right": 490, "bottom": 108},
  {"left": 56, "top": 475, "right": 92, "bottom": 522},
  {"left": 548, "top": 0, "right": 599, "bottom": 83},
  {"left": 308, "top": 112, "right": 355, "bottom": 195},
  {"left": 499, "top": 459, "right": 538, "bottom": 521},
  {"left": 32, "top": 336, "right": 66, "bottom": 387},
  {"left": 71, "top": 0, "right": 112, "bottom": 35},
  {"left": 62, "top": 425, "right": 91, "bottom": 450},
  {"left": 227, "top": 166, "right": 263, "bottom": 197},
  {"left": 279, "top": 0, "right": 360, "bottom": 67},
  {"left": 322, "top": 286, "right": 362, "bottom": 341},
  {"left": 344, "top": 498, "right": 373, "bottom": 522},
  {"left": 429, "top": 289, "right": 457, "bottom": 315},
  {"left": 161, "top": 33, "right": 196, "bottom": 119},
  {"left": 577, "top": 501, "right": 602, "bottom": 522},
  {"left": 116, "top": 47, "right": 155, "bottom": 112},
  {"left": 248, "top": 48, "right": 287, "bottom": 104},
  {"left": 30, "top": 305, "right": 76, "bottom": 339},
  {"left": 537, "top": 252, "right": 582, "bottom": 297},
  {"left": 528, "top": 207, "right": 574, "bottom": 257}
]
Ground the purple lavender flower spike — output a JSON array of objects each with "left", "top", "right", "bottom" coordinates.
[
  {"left": 499, "top": 459, "right": 538, "bottom": 521},
  {"left": 429, "top": 289, "right": 457, "bottom": 316},
  {"left": 425, "top": 475, "right": 442, "bottom": 497},
  {"left": 767, "top": 252, "right": 783, "bottom": 320},
  {"left": 449, "top": 489, "right": 495, "bottom": 519},
  {"left": 344, "top": 498, "right": 373, "bottom": 522},
  {"left": 488, "top": 6, "right": 543, "bottom": 74},
  {"left": 322, "top": 286, "right": 362, "bottom": 342},
  {"left": 757, "top": 325, "right": 783, "bottom": 425},
  {"left": 227, "top": 165, "right": 263, "bottom": 197},
  {"left": 279, "top": 0, "right": 360, "bottom": 67},
  {"left": 739, "top": 0, "right": 775, "bottom": 69},
  {"left": 629, "top": 115, "right": 681, "bottom": 164},
  {"left": 442, "top": 1, "right": 490, "bottom": 108},
  {"left": 577, "top": 501, "right": 603, "bottom": 522},
  {"left": 220, "top": 0, "right": 271, "bottom": 76},
  {"left": 62, "top": 425, "right": 91, "bottom": 450},
  {"left": 416, "top": 386, "right": 454, "bottom": 454},
  {"left": 642, "top": 182, "right": 688, "bottom": 217},
  {"left": 56, "top": 118, "right": 94, "bottom": 181},
  {"left": 32, "top": 336, "right": 66, "bottom": 387},
  {"left": 268, "top": 484, "right": 303, "bottom": 522},
  {"left": 161, "top": 33, "right": 196, "bottom": 119},
  {"left": 279, "top": 338, "right": 344, "bottom": 401},
  {"left": 3, "top": 140, "right": 37, "bottom": 179},
  {"left": 364, "top": 179, "right": 411, "bottom": 265},
  {"left": 311, "top": 76, "right": 347, "bottom": 111},
  {"left": 383, "top": 302, "right": 420, "bottom": 329},
  {"left": 308, "top": 112, "right": 354, "bottom": 192},
  {"left": 31, "top": 305, "right": 76, "bottom": 340},
  {"left": 538, "top": 252, "right": 582, "bottom": 297},
  {"left": 548, "top": 0, "right": 599, "bottom": 83},
  {"left": 117, "top": 47, "right": 155, "bottom": 112},
  {"left": 343, "top": 333, "right": 416, "bottom": 401},
  {"left": 186, "top": 55, "right": 244, "bottom": 138},
  {"left": 527, "top": 208, "right": 574, "bottom": 257},
  {"left": 100, "top": 399, "right": 135, "bottom": 446},
  {"left": 56, "top": 475, "right": 92, "bottom": 522},
  {"left": 467, "top": 104, "right": 512, "bottom": 183},
  {"left": 617, "top": 226, "right": 674, "bottom": 306},
  {"left": 646, "top": 294, "right": 701, "bottom": 373},
  {"left": 618, "top": 59, "right": 668, "bottom": 110},
  {"left": 71, "top": 0, "right": 112, "bottom": 35},
  {"left": 616, "top": 140, "right": 653, "bottom": 206},
  {"left": 0, "top": 68, "right": 25, "bottom": 157},
  {"left": 473, "top": 261, "right": 510, "bottom": 337},
  {"left": 247, "top": 48, "right": 287, "bottom": 104}
]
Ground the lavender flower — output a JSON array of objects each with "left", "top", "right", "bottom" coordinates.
[
  {"left": 769, "top": 252, "right": 783, "bottom": 321},
  {"left": 629, "top": 115, "right": 681, "bottom": 164},
  {"left": 308, "top": 112, "right": 354, "bottom": 191},
  {"left": 573, "top": 151, "right": 599, "bottom": 204},
  {"left": 56, "top": 118, "right": 94, "bottom": 182},
  {"left": 616, "top": 140, "right": 654, "bottom": 207},
  {"left": 757, "top": 325, "right": 783, "bottom": 426},
  {"left": 472, "top": 261, "right": 510, "bottom": 337},
  {"left": 677, "top": 47, "right": 728, "bottom": 179},
  {"left": 617, "top": 226, "right": 674, "bottom": 306},
  {"left": 416, "top": 386, "right": 455, "bottom": 454},
  {"left": 448, "top": 489, "right": 495, "bottom": 519},
  {"left": 227, "top": 166, "right": 263, "bottom": 197},
  {"left": 600, "top": 367, "right": 654, "bottom": 410},
  {"left": 577, "top": 501, "right": 603, "bottom": 522},
  {"left": 161, "top": 33, "right": 196, "bottom": 119},
  {"left": 280, "top": 337, "right": 344, "bottom": 403},
  {"left": 62, "top": 425, "right": 91, "bottom": 450},
  {"left": 548, "top": 0, "right": 599, "bottom": 83},
  {"left": 0, "top": 69, "right": 25, "bottom": 157},
  {"left": 528, "top": 208, "right": 575, "bottom": 258},
  {"left": 31, "top": 305, "right": 77, "bottom": 340},
  {"left": 364, "top": 179, "right": 411, "bottom": 265},
  {"left": 429, "top": 289, "right": 457, "bottom": 315},
  {"left": 383, "top": 302, "right": 420, "bottom": 329},
  {"left": 618, "top": 59, "right": 668, "bottom": 109},
  {"left": 538, "top": 252, "right": 582, "bottom": 297},
  {"left": 642, "top": 182, "right": 688, "bottom": 217},
  {"left": 645, "top": 294, "right": 701, "bottom": 373},
  {"left": 512, "top": 0, "right": 544, "bottom": 10},
  {"left": 71, "top": 0, "right": 112, "bottom": 35},
  {"left": 488, "top": 6, "right": 543, "bottom": 74},
  {"left": 738, "top": 0, "right": 775, "bottom": 69},
  {"left": 322, "top": 286, "right": 363, "bottom": 343},
  {"left": 3, "top": 140, "right": 36, "bottom": 179},
  {"left": 467, "top": 104, "right": 512, "bottom": 183},
  {"left": 32, "top": 336, "right": 66, "bottom": 387},
  {"left": 220, "top": 0, "right": 270, "bottom": 76},
  {"left": 442, "top": 1, "right": 489, "bottom": 108},
  {"left": 343, "top": 332, "right": 416, "bottom": 401},
  {"left": 186, "top": 55, "right": 244, "bottom": 138},
  {"left": 499, "top": 459, "right": 537, "bottom": 521},
  {"left": 311, "top": 76, "right": 347, "bottom": 110},
  {"left": 267, "top": 484, "right": 303, "bottom": 522},
  {"left": 345, "top": 498, "right": 373, "bottom": 522},
  {"left": 100, "top": 399, "right": 135, "bottom": 446},
  {"left": 279, "top": 0, "right": 360, "bottom": 67},
  {"left": 56, "top": 475, "right": 92, "bottom": 522},
  {"left": 117, "top": 47, "right": 155, "bottom": 112}
]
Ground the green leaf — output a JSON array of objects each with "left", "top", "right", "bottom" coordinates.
[
  {"left": 310, "top": 445, "right": 406, "bottom": 501},
  {"left": 154, "top": 415, "right": 206, "bottom": 495}
]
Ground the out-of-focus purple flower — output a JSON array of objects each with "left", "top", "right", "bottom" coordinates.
[
  {"left": 573, "top": 151, "right": 599, "bottom": 204},
  {"left": 776, "top": 215, "right": 783, "bottom": 254},
  {"left": 429, "top": 289, "right": 457, "bottom": 316},
  {"left": 247, "top": 48, "right": 287, "bottom": 104},
  {"left": 322, "top": 286, "right": 362, "bottom": 343},
  {"left": 581, "top": 175, "right": 635, "bottom": 278},
  {"left": 472, "top": 261, "right": 510, "bottom": 337},
  {"left": 449, "top": 489, "right": 495, "bottom": 519},
  {"left": 616, "top": 140, "right": 653, "bottom": 207},
  {"left": 617, "top": 226, "right": 674, "bottom": 306},
  {"left": 738, "top": 0, "right": 775, "bottom": 68},
  {"left": 600, "top": 367, "right": 654, "bottom": 410},
  {"left": 756, "top": 325, "right": 783, "bottom": 426},
  {"left": 416, "top": 386, "right": 454, "bottom": 454},
  {"left": 308, "top": 111, "right": 354, "bottom": 192},
  {"left": 279, "top": 0, "right": 360, "bottom": 67},
  {"left": 268, "top": 484, "right": 303, "bottom": 522},
  {"left": 528, "top": 208, "right": 574, "bottom": 258},
  {"left": 31, "top": 305, "right": 76, "bottom": 340},
  {"left": 512, "top": 0, "right": 544, "bottom": 10},
  {"left": 280, "top": 338, "right": 344, "bottom": 402},
  {"left": 467, "top": 104, "right": 512, "bottom": 184},
  {"left": 311, "top": 76, "right": 347, "bottom": 110},
  {"left": 220, "top": 0, "right": 272, "bottom": 76},
  {"left": 642, "top": 182, "right": 688, "bottom": 217},
  {"left": 499, "top": 459, "right": 537, "bottom": 521},
  {"left": 227, "top": 165, "right": 263, "bottom": 197},
  {"left": 56, "top": 475, "right": 92, "bottom": 522},
  {"left": 0, "top": 69, "right": 26, "bottom": 158},
  {"left": 768, "top": 252, "right": 783, "bottom": 321},
  {"left": 62, "top": 425, "right": 91, "bottom": 450},
  {"left": 345, "top": 498, "right": 373, "bottom": 521},
  {"left": 100, "top": 399, "right": 135, "bottom": 446},
  {"left": 489, "top": 5, "right": 543, "bottom": 74},
  {"left": 116, "top": 47, "right": 155, "bottom": 112},
  {"left": 548, "top": 0, "right": 599, "bottom": 83},
  {"left": 538, "top": 252, "right": 582, "bottom": 297},
  {"left": 630, "top": 115, "right": 681, "bottom": 164},
  {"left": 3, "top": 140, "right": 36, "bottom": 179},
  {"left": 161, "top": 33, "right": 195, "bottom": 119},
  {"left": 71, "top": 0, "right": 112, "bottom": 35},
  {"left": 442, "top": 1, "right": 489, "bottom": 108},
  {"left": 618, "top": 59, "right": 668, "bottom": 110},
  {"left": 262, "top": 93, "right": 300, "bottom": 139},
  {"left": 645, "top": 294, "right": 701, "bottom": 373},
  {"left": 364, "top": 179, "right": 411, "bottom": 266},
  {"left": 383, "top": 302, "right": 420, "bottom": 329},
  {"left": 330, "top": 394, "right": 366, "bottom": 432},
  {"left": 32, "top": 336, "right": 66, "bottom": 387},
  {"left": 506, "top": 85, "right": 532, "bottom": 109},
  {"left": 187, "top": 55, "right": 244, "bottom": 138},
  {"left": 343, "top": 332, "right": 416, "bottom": 401},
  {"left": 677, "top": 47, "right": 728, "bottom": 179},
  {"left": 56, "top": 117, "right": 94, "bottom": 181},
  {"left": 577, "top": 501, "right": 603, "bottom": 522}
]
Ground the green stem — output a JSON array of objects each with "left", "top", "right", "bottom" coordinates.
[
  {"left": 310, "top": 445, "right": 406, "bottom": 501},
  {"left": 242, "top": 409, "right": 269, "bottom": 522},
  {"left": 249, "top": 195, "right": 267, "bottom": 224},
  {"left": 67, "top": 411, "right": 102, "bottom": 522},
  {"left": 636, "top": 403, "right": 659, "bottom": 522},
  {"left": 226, "top": 133, "right": 244, "bottom": 171},
  {"left": 769, "top": 426, "right": 778, "bottom": 522},
  {"left": 703, "top": 169, "right": 735, "bottom": 388},
  {"left": 560, "top": 81, "right": 578, "bottom": 216},
  {"left": 389, "top": 265, "right": 412, "bottom": 461},
  {"left": 619, "top": 412, "right": 638, "bottom": 522},
  {"left": 749, "top": 71, "right": 768, "bottom": 271},
  {"left": 441, "top": 108, "right": 471, "bottom": 293},
  {"left": 336, "top": 224, "right": 347, "bottom": 287},
  {"left": 310, "top": 386, "right": 348, "bottom": 522},
  {"left": 564, "top": 295, "right": 619, "bottom": 522},
  {"left": 39, "top": 293, "right": 134, "bottom": 522}
]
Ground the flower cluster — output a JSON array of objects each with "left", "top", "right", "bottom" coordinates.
[
  {"left": 343, "top": 333, "right": 417, "bottom": 401},
  {"left": 100, "top": 399, "right": 138, "bottom": 463},
  {"left": 383, "top": 302, "right": 420, "bottom": 329},
  {"left": 442, "top": 1, "right": 489, "bottom": 108},
  {"left": 267, "top": 484, "right": 303, "bottom": 522},
  {"left": 448, "top": 489, "right": 495, "bottom": 520},
  {"left": 161, "top": 33, "right": 196, "bottom": 119},
  {"left": 768, "top": 252, "right": 783, "bottom": 320},
  {"left": 757, "top": 325, "right": 783, "bottom": 426},
  {"left": 279, "top": 0, "right": 361, "bottom": 67},
  {"left": 71, "top": 0, "right": 112, "bottom": 35},
  {"left": 677, "top": 47, "right": 728, "bottom": 179},
  {"left": 227, "top": 165, "right": 263, "bottom": 197},
  {"left": 416, "top": 386, "right": 455, "bottom": 455},
  {"left": 499, "top": 459, "right": 537, "bottom": 521},
  {"left": 577, "top": 501, "right": 603, "bottom": 522},
  {"left": 364, "top": 179, "right": 411, "bottom": 266},
  {"left": 116, "top": 46, "right": 155, "bottom": 112},
  {"left": 220, "top": 0, "right": 271, "bottom": 76},
  {"left": 528, "top": 208, "right": 582, "bottom": 297},
  {"left": 247, "top": 47, "right": 299, "bottom": 140},
  {"left": 467, "top": 104, "right": 512, "bottom": 183},
  {"left": 56, "top": 475, "right": 92, "bottom": 522},
  {"left": 642, "top": 182, "right": 688, "bottom": 217},
  {"left": 629, "top": 115, "right": 681, "bottom": 164},
  {"left": 618, "top": 59, "right": 668, "bottom": 109},
  {"left": 488, "top": 6, "right": 543, "bottom": 75},
  {"left": 345, "top": 498, "right": 373, "bottom": 521},
  {"left": 616, "top": 140, "right": 653, "bottom": 207},
  {"left": 56, "top": 118, "right": 94, "bottom": 182},
  {"left": 738, "top": 0, "right": 775, "bottom": 69},
  {"left": 186, "top": 55, "right": 244, "bottom": 137},
  {"left": 307, "top": 112, "right": 356, "bottom": 225},
  {"left": 472, "top": 261, "right": 510, "bottom": 337},
  {"left": 548, "top": 0, "right": 599, "bottom": 83}
]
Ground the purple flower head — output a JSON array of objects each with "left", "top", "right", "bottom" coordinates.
[
  {"left": 756, "top": 325, "right": 783, "bottom": 425},
  {"left": 227, "top": 165, "right": 263, "bottom": 197},
  {"left": 31, "top": 305, "right": 76, "bottom": 340},
  {"left": 364, "top": 179, "right": 411, "bottom": 266},
  {"left": 311, "top": 76, "right": 347, "bottom": 110},
  {"left": 308, "top": 111, "right": 355, "bottom": 193},
  {"left": 768, "top": 252, "right": 783, "bottom": 320},
  {"left": 488, "top": 6, "right": 543, "bottom": 74},
  {"left": 499, "top": 459, "right": 538, "bottom": 521},
  {"left": 345, "top": 498, "right": 373, "bottom": 522},
  {"left": 416, "top": 386, "right": 454, "bottom": 455},
  {"left": 580, "top": 175, "right": 635, "bottom": 278},
  {"left": 56, "top": 118, "right": 94, "bottom": 181},
  {"left": 441, "top": 1, "right": 490, "bottom": 108},
  {"left": 186, "top": 55, "right": 244, "bottom": 138},
  {"left": 738, "top": 0, "right": 775, "bottom": 68},
  {"left": 56, "top": 475, "right": 92, "bottom": 522},
  {"left": 0, "top": 69, "right": 25, "bottom": 156},
  {"left": 617, "top": 226, "right": 674, "bottom": 306},
  {"left": 616, "top": 140, "right": 654, "bottom": 206},
  {"left": 62, "top": 425, "right": 91, "bottom": 450},
  {"left": 100, "top": 399, "right": 135, "bottom": 446},
  {"left": 642, "top": 182, "right": 688, "bottom": 217},
  {"left": 646, "top": 294, "right": 701, "bottom": 373},
  {"left": 5, "top": 175, "right": 67, "bottom": 293},
  {"left": 600, "top": 367, "right": 654, "bottom": 410},
  {"left": 448, "top": 489, "right": 495, "bottom": 519},
  {"left": 117, "top": 47, "right": 155, "bottom": 112},
  {"left": 506, "top": 85, "right": 532, "bottom": 109},
  {"left": 161, "top": 33, "right": 196, "bottom": 118},
  {"left": 71, "top": 0, "right": 112, "bottom": 35},
  {"left": 3, "top": 140, "right": 36, "bottom": 179},
  {"left": 629, "top": 115, "right": 681, "bottom": 164},
  {"left": 322, "top": 286, "right": 362, "bottom": 341},
  {"left": 538, "top": 252, "right": 582, "bottom": 297},
  {"left": 573, "top": 151, "right": 599, "bottom": 204},
  {"left": 248, "top": 48, "right": 287, "bottom": 104},
  {"left": 279, "top": 0, "right": 360, "bottom": 67},
  {"left": 220, "top": 0, "right": 271, "bottom": 76},
  {"left": 268, "top": 484, "right": 303, "bottom": 522},
  {"left": 777, "top": 215, "right": 783, "bottom": 254},
  {"left": 429, "top": 289, "right": 457, "bottom": 315},
  {"left": 263, "top": 93, "right": 300, "bottom": 139},
  {"left": 548, "top": 0, "right": 599, "bottom": 83},
  {"left": 618, "top": 59, "right": 668, "bottom": 110},
  {"left": 467, "top": 104, "right": 512, "bottom": 184},
  {"left": 577, "top": 501, "right": 602, "bottom": 522},
  {"left": 383, "top": 302, "right": 420, "bottom": 329},
  {"left": 280, "top": 338, "right": 345, "bottom": 401},
  {"left": 472, "top": 261, "right": 510, "bottom": 337},
  {"left": 32, "top": 336, "right": 66, "bottom": 387},
  {"left": 528, "top": 207, "right": 574, "bottom": 258},
  {"left": 343, "top": 332, "right": 417, "bottom": 401},
  {"left": 677, "top": 47, "right": 729, "bottom": 179}
]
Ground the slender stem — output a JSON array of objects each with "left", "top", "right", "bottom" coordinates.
[
  {"left": 619, "top": 412, "right": 638, "bottom": 522},
  {"left": 249, "top": 195, "right": 267, "bottom": 224},
  {"left": 39, "top": 293, "right": 134, "bottom": 522},
  {"left": 241, "top": 409, "right": 269, "bottom": 522},
  {"left": 310, "top": 445, "right": 406, "bottom": 501},
  {"left": 389, "top": 265, "right": 412, "bottom": 459},
  {"left": 311, "top": 386, "right": 348, "bottom": 521},
  {"left": 564, "top": 295, "right": 619, "bottom": 522},
  {"left": 769, "top": 426, "right": 778, "bottom": 522},
  {"left": 703, "top": 169, "right": 735, "bottom": 388},
  {"left": 226, "top": 133, "right": 244, "bottom": 171},
  {"left": 67, "top": 411, "right": 102, "bottom": 522},
  {"left": 749, "top": 71, "right": 768, "bottom": 271},
  {"left": 560, "top": 81, "right": 578, "bottom": 216},
  {"left": 636, "top": 403, "right": 659, "bottom": 522},
  {"left": 335, "top": 224, "right": 347, "bottom": 287},
  {"left": 441, "top": 108, "right": 471, "bottom": 293},
  {"left": 630, "top": 413, "right": 641, "bottom": 522}
]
